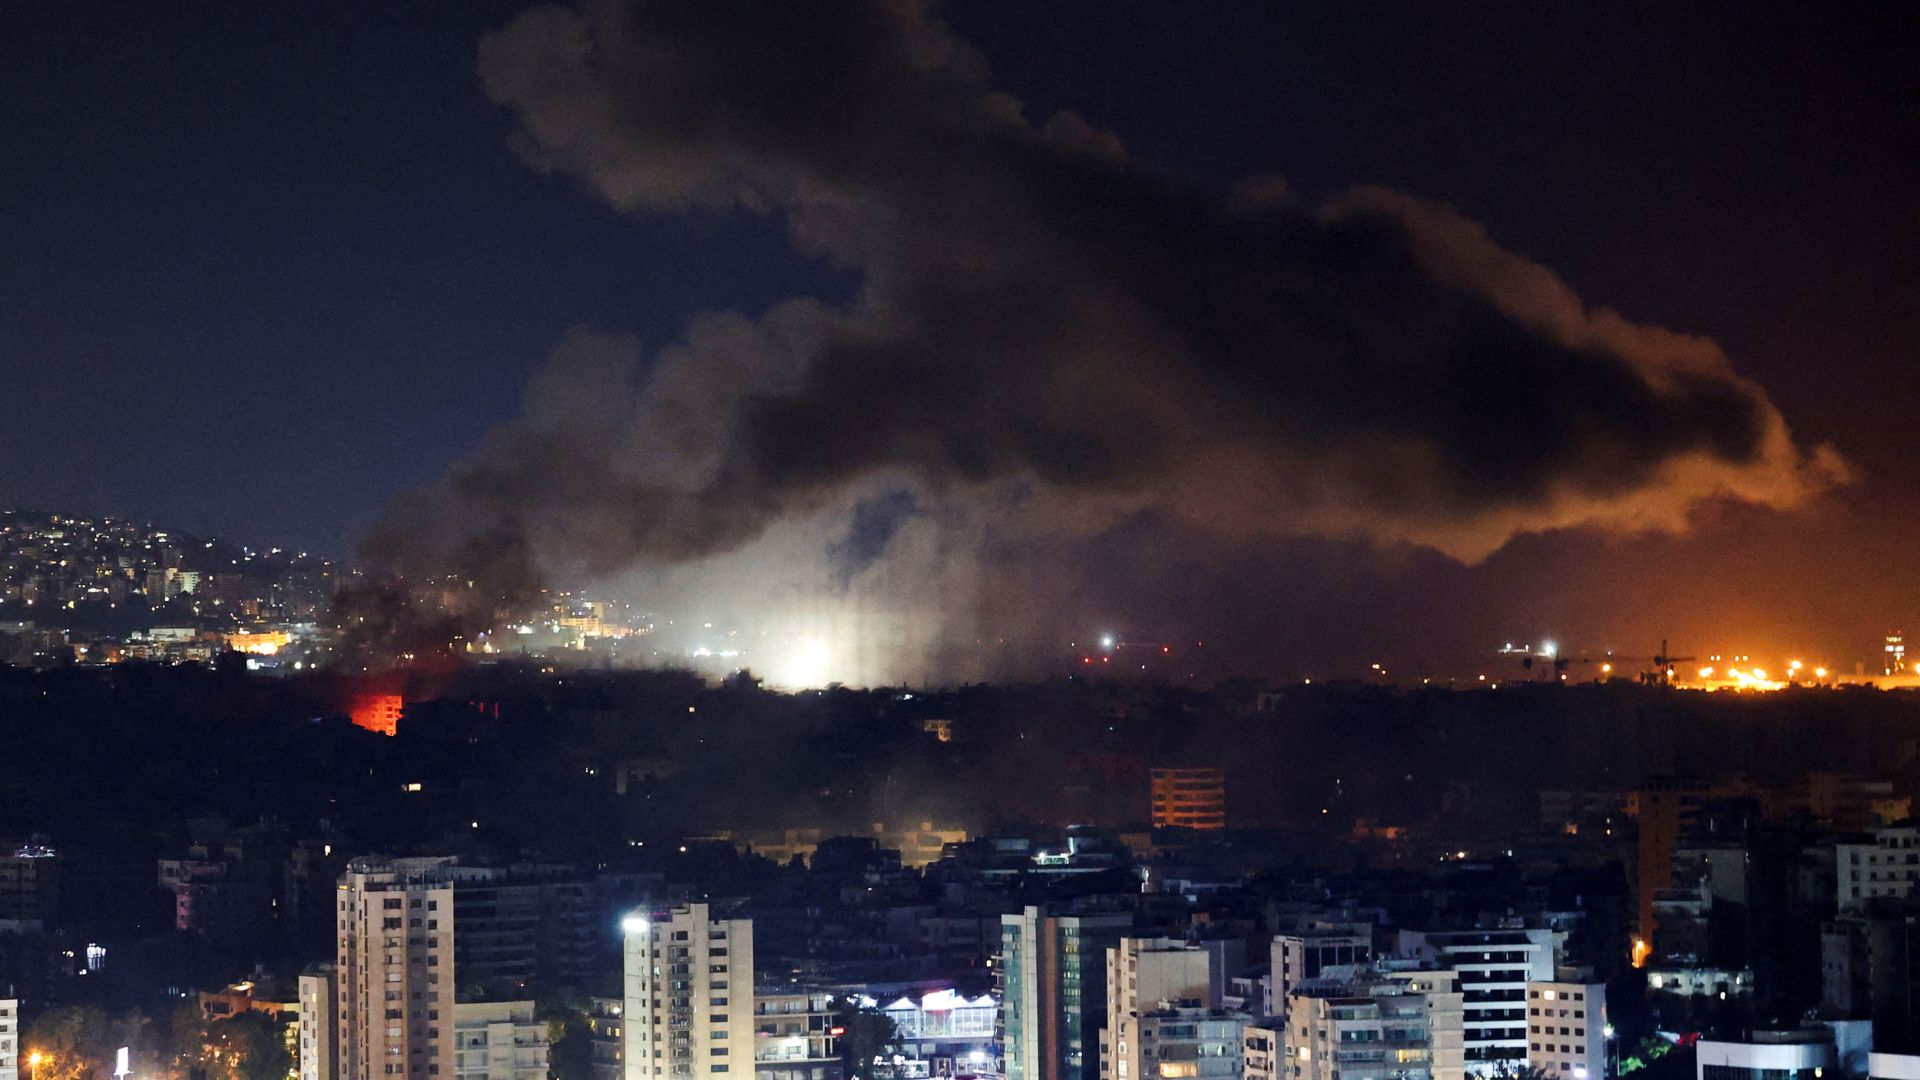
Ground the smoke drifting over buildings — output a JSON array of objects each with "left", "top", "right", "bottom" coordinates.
[{"left": 361, "top": 0, "right": 1845, "bottom": 683}]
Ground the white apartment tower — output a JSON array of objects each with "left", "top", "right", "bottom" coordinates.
[
  {"left": 300, "top": 964, "right": 341, "bottom": 1080},
  {"left": 2, "top": 996, "right": 19, "bottom": 1080},
  {"left": 1105, "top": 939, "right": 1215, "bottom": 1080},
  {"left": 337, "top": 858, "right": 458, "bottom": 1080},
  {"left": 621, "top": 903, "right": 756, "bottom": 1080},
  {"left": 1524, "top": 980, "right": 1606, "bottom": 1080},
  {"left": 1395, "top": 930, "right": 1559, "bottom": 1076},
  {"left": 1383, "top": 970, "right": 1464, "bottom": 1080},
  {"left": 1286, "top": 986, "right": 1433, "bottom": 1080}
]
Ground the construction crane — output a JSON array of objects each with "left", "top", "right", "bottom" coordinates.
[
  {"left": 1637, "top": 639, "right": 1696, "bottom": 686},
  {"left": 1496, "top": 640, "right": 1691, "bottom": 684},
  {"left": 1496, "top": 641, "right": 1578, "bottom": 681},
  {"left": 1505, "top": 638, "right": 1689, "bottom": 680}
]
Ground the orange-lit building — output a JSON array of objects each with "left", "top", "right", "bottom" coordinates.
[
  {"left": 1150, "top": 767, "right": 1227, "bottom": 830},
  {"left": 224, "top": 631, "right": 292, "bottom": 655},
  {"left": 1627, "top": 777, "right": 1706, "bottom": 964},
  {"left": 347, "top": 694, "right": 403, "bottom": 737}
]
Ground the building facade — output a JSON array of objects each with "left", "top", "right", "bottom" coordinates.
[
  {"left": 2, "top": 996, "right": 18, "bottom": 1080},
  {"left": 1524, "top": 980, "right": 1606, "bottom": 1080},
  {"left": 1837, "top": 827, "right": 1920, "bottom": 912},
  {"left": 1394, "top": 930, "right": 1557, "bottom": 1076},
  {"left": 1696, "top": 1032, "right": 1838, "bottom": 1080},
  {"left": 1284, "top": 986, "right": 1431, "bottom": 1080},
  {"left": 621, "top": 903, "right": 756, "bottom": 1080},
  {"left": 880, "top": 988, "right": 996, "bottom": 1079},
  {"left": 754, "top": 989, "right": 841, "bottom": 1080},
  {"left": 1382, "top": 970, "right": 1462, "bottom": 1080},
  {"left": 1001, "top": 907, "right": 1132, "bottom": 1080},
  {"left": 299, "top": 964, "right": 340, "bottom": 1080},
  {"left": 1869, "top": 1052, "right": 1920, "bottom": 1080},
  {"left": 1242, "top": 1022, "right": 1282, "bottom": 1080},
  {"left": 1136, "top": 1007, "right": 1245, "bottom": 1080},
  {"left": 0, "top": 840, "right": 58, "bottom": 933},
  {"left": 1268, "top": 930, "right": 1371, "bottom": 1018},
  {"left": 1106, "top": 939, "right": 1215, "bottom": 1080},
  {"left": 336, "top": 857, "right": 458, "bottom": 1080},
  {"left": 1149, "top": 770, "right": 1227, "bottom": 832},
  {"left": 450, "top": 1000, "right": 547, "bottom": 1080},
  {"left": 588, "top": 997, "right": 625, "bottom": 1080}
]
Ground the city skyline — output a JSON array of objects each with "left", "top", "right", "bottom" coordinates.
[{"left": 5, "top": 4, "right": 1919, "bottom": 681}]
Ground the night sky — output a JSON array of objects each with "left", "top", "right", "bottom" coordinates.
[{"left": 6, "top": 2, "right": 1918, "bottom": 678}]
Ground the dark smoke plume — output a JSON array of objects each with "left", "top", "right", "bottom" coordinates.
[{"left": 348, "top": 0, "right": 1845, "bottom": 676}]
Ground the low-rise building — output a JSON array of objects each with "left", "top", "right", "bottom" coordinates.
[
  {"left": 754, "top": 989, "right": 841, "bottom": 1080},
  {"left": 1241, "top": 1021, "right": 1283, "bottom": 1080},
  {"left": 1645, "top": 966, "right": 1752, "bottom": 1001},
  {"left": 588, "top": 998, "right": 624, "bottom": 1080},
  {"left": 1524, "top": 979, "right": 1605, "bottom": 1080},
  {"left": 880, "top": 988, "right": 995, "bottom": 1079},
  {"left": 451, "top": 1001, "right": 548, "bottom": 1080},
  {"left": 1869, "top": 1052, "right": 1920, "bottom": 1080},
  {"left": 1695, "top": 1030, "right": 1837, "bottom": 1080},
  {"left": 1837, "top": 827, "right": 1920, "bottom": 912}
]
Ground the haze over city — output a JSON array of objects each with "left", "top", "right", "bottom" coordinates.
[
  {"left": 7, "top": 3, "right": 1919, "bottom": 683},
  {"left": 13, "top": 13, "right": 1920, "bottom": 1080}
]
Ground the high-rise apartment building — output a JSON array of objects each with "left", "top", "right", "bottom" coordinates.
[
  {"left": 2, "top": 996, "right": 19, "bottom": 1080},
  {"left": 1630, "top": 779, "right": 1706, "bottom": 962},
  {"left": 1150, "top": 770, "right": 1227, "bottom": 831},
  {"left": 1105, "top": 939, "right": 1215, "bottom": 1080},
  {"left": 1285, "top": 982, "right": 1432, "bottom": 1080},
  {"left": 1395, "top": 930, "right": 1559, "bottom": 1076},
  {"left": 337, "top": 857, "right": 457, "bottom": 1080},
  {"left": 300, "top": 964, "right": 340, "bottom": 1080},
  {"left": 1136, "top": 1006, "right": 1246, "bottom": 1080},
  {"left": 1268, "top": 928, "right": 1372, "bottom": 1017},
  {"left": 1002, "top": 907, "right": 1133, "bottom": 1080},
  {"left": 1381, "top": 970, "right": 1463, "bottom": 1080},
  {"left": 620, "top": 903, "right": 755, "bottom": 1080},
  {"left": 1524, "top": 980, "right": 1606, "bottom": 1080}
]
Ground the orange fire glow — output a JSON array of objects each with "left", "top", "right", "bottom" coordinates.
[{"left": 349, "top": 693, "right": 404, "bottom": 736}]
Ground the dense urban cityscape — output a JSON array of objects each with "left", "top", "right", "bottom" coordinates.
[
  {"left": 13, "top": 525, "right": 1920, "bottom": 1080},
  {"left": 7, "top": 9, "right": 1917, "bottom": 1080}
]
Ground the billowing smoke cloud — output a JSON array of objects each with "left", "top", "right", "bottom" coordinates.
[{"left": 354, "top": 0, "right": 1846, "bottom": 680}]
